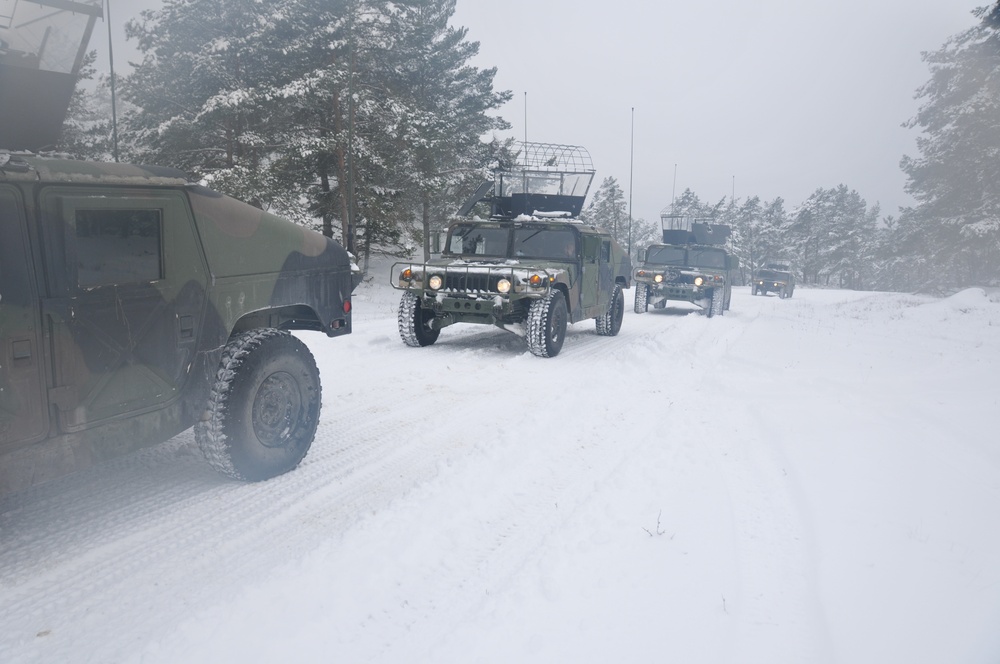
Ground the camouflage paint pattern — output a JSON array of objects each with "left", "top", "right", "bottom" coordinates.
[
  {"left": 0, "top": 155, "right": 355, "bottom": 493},
  {"left": 392, "top": 219, "right": 631, "bottom": 332},
  {"left": 633, "top": 242, "right": 737, "bottom": 311}
]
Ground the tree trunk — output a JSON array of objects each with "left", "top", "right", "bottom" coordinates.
[
  {"left": 422, "top": 190, "right": 431, "bottom": 261},
  {"left": 331, "top": 93, "right": 353, "bottom": 254}
]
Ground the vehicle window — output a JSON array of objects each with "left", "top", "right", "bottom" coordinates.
[
  {"left": 74, "top": 209, "right": 163, "bottom": 288},
  {"left": 645, "top": 246, "right": 686, "bottom": 265},
  {"left": 687, "top": 248, "right": 727, "bottom": 269},
  {"left": 446, "top": 224, "right": 509, "bottom": 256},
  {"left": 582, "top": 235, "right": 600, "bottom": 263},
  {"left": 512, "top": 228, "right": 577, "bottom": 259},
  {"left": 601, "top": 240, "right": 611, "bottom": 263}
]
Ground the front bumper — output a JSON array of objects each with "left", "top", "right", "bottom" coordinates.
[{"left": 391, "top": 261, "right": 559, "bottom": 324}]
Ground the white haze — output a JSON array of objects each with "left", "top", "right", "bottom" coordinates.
[{"left": 2, "top": 270, "right": 999, "bottom": 663}]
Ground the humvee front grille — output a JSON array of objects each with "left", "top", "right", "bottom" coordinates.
[{"left": 444, "top": 272, "right": 494, "bottom": 292}]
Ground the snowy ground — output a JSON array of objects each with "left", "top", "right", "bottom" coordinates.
[{"left": 2, "top": 269, "right": 999, "bottom": 664}]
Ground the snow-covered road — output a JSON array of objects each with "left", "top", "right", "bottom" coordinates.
[{"left": 2, "top": 277, "right": 999, "bottom": 663}]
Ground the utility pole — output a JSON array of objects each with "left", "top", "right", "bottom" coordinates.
[
  {"left": 106, "top": 0, "right": 119, "bottom": 162},
  {"left": 627, "top": 107, "right": 634, "bottom": 257}
]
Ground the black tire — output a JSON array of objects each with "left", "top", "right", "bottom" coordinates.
[
  {"left": 724, "top": 287, "right": 731, "bottom": 311},
  {"left": 398, "top": 292, "right": 440, "bottom": 347},
  {"left": 526, "top": 289, "right": 568, "bottom": 358},
  {"left": 596, "top": 284, "right": 625, "bottom": 336},
  {"left": 752, "top": 286, "right": 759, "bottom": 296},
  {"left": 634, "top": 283, "right": 648, "bottom": 313},
  {"left": 196, "top": 329, "right": 321, "bottom": 481},
  {"left": 707, "top": 287, "right": 724, "bottom": 318},
  {"left": 779, "top": 286, "right": 788, "bottom": 299}
]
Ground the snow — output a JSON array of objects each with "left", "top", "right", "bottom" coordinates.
[{"left": 2, "top": 269, "right": 999, "bottom": 663}]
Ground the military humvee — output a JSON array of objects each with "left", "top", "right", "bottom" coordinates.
[
  {"left": 752, "top": 262, "right": 796, "bottom": 298},
  {"left": 0, "top": 155, "right": 357, "bottom": 492},
  {"left": 391, "top": 142, "right": 632, "bottom": 358},
  {"left": 0, "top": 2, "right": 356, "bottom": 493},
  {"left": 633, "top": 215, "right": 738, "bottom": 318}
]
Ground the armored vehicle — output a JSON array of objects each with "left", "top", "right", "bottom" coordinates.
[
  {"left": 633, "top": 215, "right": 738, "bottom": 318},
  {"left": 1, "top": 1, "right": 357, "bottom": 494},
  {"left": 752, "top": 262, "right": 796, "bottom": 298},
  {"left": 0, "top": 155, "right": 356, "bottom": 493},
  {"left": 391, "top": 142, "right": 632, "bottom": 358}
]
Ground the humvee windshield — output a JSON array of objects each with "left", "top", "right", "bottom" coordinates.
[
  {"left": 688, "top": 248, "right": 727, "bottom": 269},
  {"left": 645, "top": 245, "right": 727, "bottom": 269},
  {"left": 512, "top": 228, "right": 577, "bottom": 259},
  {"left": 445, "top": 224, "right": 579, "bottom": 260},
  {"left": 757, "top": 269, "right": 788, "bottom": 281},
  {"left": 646, "top": 245, "right": 686, "bottom": 265},
  {"left": 446, "top": 224, "right": 509, "bottom": 256}
]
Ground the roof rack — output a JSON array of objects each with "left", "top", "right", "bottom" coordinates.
[{"left": 512, "top": 142, "right": 594, "bottom": 174}]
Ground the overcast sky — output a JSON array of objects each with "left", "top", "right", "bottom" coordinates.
[{"left": 105, "top": 0, "right": 985, "bottom": 225}]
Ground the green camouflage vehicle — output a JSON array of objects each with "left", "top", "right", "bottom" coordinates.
[
  {"left": 391, "top": 142, "right": 632, "bottom": 358},
  {"left": 752, "top": 262, "right": 796, "bottom": 298},
  {"left": 0, "top": 154, "right": 357, "bottom": 493},
  {"left": 1, "top": 2, "right": 357, "bottom": 494},
  {"left": 633, "top": 216, "right": 738, "bottom": 318}
]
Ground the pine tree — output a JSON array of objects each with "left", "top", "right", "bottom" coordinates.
[
  {"left": 791, "top": 186, "right": 878, "bottom": 288},
  {"left": 900, "top": 2, "right": 1000, "bottom": 289},
  {"left": 582, "top": 177, "right": 629, "bottom": 247},
  {"left": 383, "top": 0, "right": 511, "bottom": 261}
]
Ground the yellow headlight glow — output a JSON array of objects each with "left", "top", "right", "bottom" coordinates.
[
  {"left": 529, "top": 274, "right": 543, "bottom": 287},
  {"left": 401, "top": 268, "right": 413, "bottom": 280},
  {"left": 654, "top": 274, "right": 664, "bottom": 283},
  {"left": 429, "top": 275, "right": 443, "bottom": 290},
  {"left": 497, "top": 278, "right": 512, "bottom": 293},
  {"left": 694, "top": 276, "right": 704, "bottom": 286}
]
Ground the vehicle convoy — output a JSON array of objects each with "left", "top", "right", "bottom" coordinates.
[
  {"left": 391, "top": 142, "right": 632, "bottom": 358},
  {"left": 0, "top": 2, "right": 357, "bottom": 493},
  {"left": 753, "top": 262, "right": 796, "bottom": 298},
  {"left": 632, "top": 214, "right": 738, "bottom": 317}
]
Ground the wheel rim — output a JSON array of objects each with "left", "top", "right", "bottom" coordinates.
[
  {"left": 550, "top": 307, "right": 564, "bottom": 345},
  {"left": 252, "top": 371, "right": 302, "bottom": 447}
]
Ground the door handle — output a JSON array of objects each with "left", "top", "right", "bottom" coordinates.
[
  {"left": 178, "top": 315, "right": 195, "bottom": 339},
  {"left": 12, "top": 339, "right": 32, "bottom": 364}
]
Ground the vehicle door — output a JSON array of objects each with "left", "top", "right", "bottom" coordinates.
[
  {"left": 597, "top": 239, "right": 614, "bottom": 307},
  {"left": 0, "top": 185, "right": 48, "bottom": 447},
  {"left": 39, "top": 187, "right": 209, "bottom": 432},
  {"left": 581, "top": 234, "right": 600, "bottom": 313}
]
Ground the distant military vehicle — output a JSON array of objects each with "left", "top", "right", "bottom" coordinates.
[
  {"left": 1, "top": 3, "right": 357, "bottom": 493},
  {"left": 391, "top": 142, "right": 632, "bottom": 357},
  {"left": 752, "top": 262, "right": 796, "bottom": 298},
  {"left": 632, "top": 214, "right": 738, "bottom": 317}
]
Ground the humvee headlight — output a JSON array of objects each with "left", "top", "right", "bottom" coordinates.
[
  {"left": 694, "top": 276, "right": 704, "bottom": 287},
  {"left": 773, "top": 282, "right": 779, "bottom": 288},
  {"left": 653, "top": 274, "right": 664, "bottom": 283},
  {"left": 497, "top": 278, "right": 512, "bottom": 293},
  {"left": 529, "top": 274, "right": 543, "bottom": 287},
  {"left": 429, "top": 275, "right": 443, "bottom": 290}
]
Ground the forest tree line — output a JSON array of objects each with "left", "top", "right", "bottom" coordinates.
[{"left": 63, "top": 0, "right": 999, "bottom": 293}]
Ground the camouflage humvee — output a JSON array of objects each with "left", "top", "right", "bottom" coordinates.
[
  {"left": 1, "top": 2, "right": 356, "bottom": 493},
  {"left": 752, "top": 262, "right": 796, "bottom": 298},
  {"left": 391, "top": 142, "right": 632, "bottom": 358},
  {"left": 633, "top": 215, "right": 738, "bottom": 318},
  {"left": 0, "top": 155, "right": 357, "bottom": 493}
]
